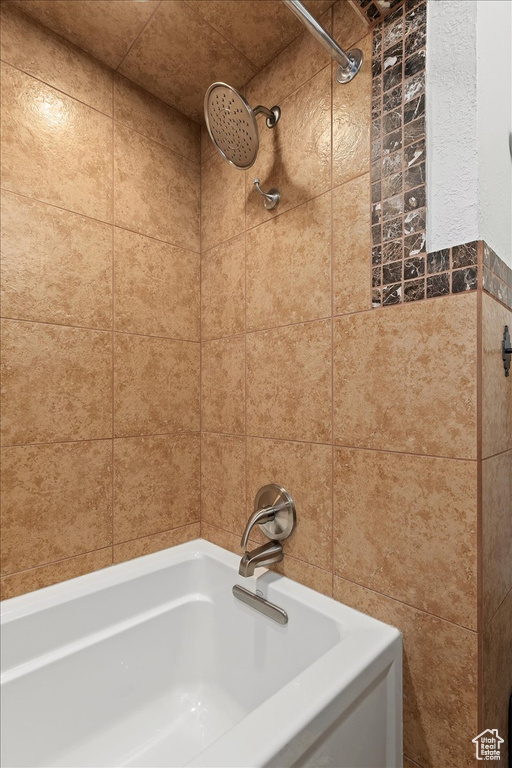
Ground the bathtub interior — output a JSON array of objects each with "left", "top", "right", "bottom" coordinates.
[{"left": 1, "top": 548, "right": 342, "bottom": 768}]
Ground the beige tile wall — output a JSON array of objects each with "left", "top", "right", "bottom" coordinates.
[
  {"left": 0, "top": 4, "right": 201, "bottom": 599},
  {"left": 481, "top": 292, "right": 512, "bottom": 765},
  {"left": 1, "top": 4, "right": 506, "bottom": 767},
  {"left": 200, "top": 4, "right": 481, "bottom": 766}
]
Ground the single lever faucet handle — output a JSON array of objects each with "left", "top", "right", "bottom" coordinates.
[{"left": 240, "top": 506, "right": 278, "bottom": 548}]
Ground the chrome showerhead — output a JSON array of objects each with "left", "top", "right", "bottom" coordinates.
[{"left": 204, "top": 82, "right": 280, "bottom": 170}]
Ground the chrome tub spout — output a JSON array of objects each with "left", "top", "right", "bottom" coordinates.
[{"left": 238, "top": 541, "right": 283, "bottom": 577}]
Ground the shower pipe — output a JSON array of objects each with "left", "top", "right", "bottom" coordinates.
[{"left": 281, "top": 0, "right": 363, "bottom": 83}]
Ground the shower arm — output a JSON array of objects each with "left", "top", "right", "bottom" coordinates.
[{"left": 281, "top": 0, "right": 363, "bottom": 83}]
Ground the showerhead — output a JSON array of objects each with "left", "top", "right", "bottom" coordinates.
[{"left": 204, "top": 82, "right": 280, "bottom": 170}]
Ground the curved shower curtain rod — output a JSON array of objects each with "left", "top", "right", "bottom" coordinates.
[{"left": 281, "top": 0, "right": 363, "bottom": 83}]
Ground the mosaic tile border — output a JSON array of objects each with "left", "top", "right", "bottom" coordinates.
[
  {"left": 370, "top": 0, "right": 427, "bottom": 307},
  {"left": 482, "top": 242, "right": 512, "bottom": 310},
  {"left": 372, "top": 238, "right": 512, "bottom": 310},
  {"left": 368, "top": 1, "right": 512, "bottom": 311}
]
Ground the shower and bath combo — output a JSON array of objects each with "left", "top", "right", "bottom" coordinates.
[{"left": 204, "top": 0, "right": 363, "bottom": 209}]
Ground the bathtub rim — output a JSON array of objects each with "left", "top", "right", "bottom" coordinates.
[{"left": 1, "top": 539, "right": 402, "bottom": 767}]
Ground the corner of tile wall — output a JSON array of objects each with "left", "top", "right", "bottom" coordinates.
[{"left": 0, "top": 4, "right": 202, "bottom": 597}]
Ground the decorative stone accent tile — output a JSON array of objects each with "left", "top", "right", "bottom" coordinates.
[
  {"left": 370, "top": 0, "right": 427, "bottom": 307},
  {"left": 369, "top": 2, "right": 512, "bottom": 310},
  {"left": 373, "top": 239, "right": 512, "bottom": 309},
  {"left": 482, "top": 242, "right": 512, "bottom": 310}
]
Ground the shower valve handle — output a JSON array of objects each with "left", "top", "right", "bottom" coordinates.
[{"left": 254, "top": 179, "right": 280, "bottom": 210}]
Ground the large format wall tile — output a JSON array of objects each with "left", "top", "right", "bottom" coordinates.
[
  {"left": 0, "top": 548, "right": 112, "bottom": 601},
  {"left": 245, "top": 9, "right": 332, "bottom": 109},
  {"left": 0, "top": 4, "right": 113, "bottom": 115},
  {"left": 333, "top": 577, "right": 478, "bottom": 768},
  {"left": 332, "top": 0, "right": 369, "bottom": 50},
  {"left": 482, "top": 292, "right": 512, "bottom": 457},
  {"left": 1, "top": 192, "right": 112, "bottom": 329},
  {"left": 201, "top": 151, "right": 246, "bottom": 252},
  {"left": 0, "top": 6, "right": 206, "bottom": 593},
  {"left": 246, "top": 66, "right": 331, "bottom": 229},
  {"left": 247, "top": 437, "right": 332, "bottom": 570},
  {"left": 190, "top": 0, "right": 331, "bottom": 70},
  {"left": 6, "top": 0, "right": 159, "bottom": 70},
  {"left": 113, "top": 523, "right": 200, "bottom": 564},
  {"left": 482, "top": 450, "right": 512, "bottom": 626},
  {"left": 201, "top": 234, "right": 245, "bottom": 340},
  {"left": 114, "top": 228, "right": 200, "bottom": 341},
  {"left": 118, "top": 0, "right": 256, "bottom": 123},
  {"left": 332, "top": 33, "right": 371, "bottom": 187},
  {"left": 201, "top": 336, "right": 245, "bottom": 434},
  {"left": 201, "top": 433, "right": 246, "bottom": 534},
  {"left": 333, "top": 294, "right": 478, "bottom": 459},
  {"left": 0, "top": 441, "right": 112, "bottom": 574},
  {"left": 332, "top": 173, "right": 372, "bottom": 314},
  {"left": 114, "top": 434, "right": 200, "bottom": 542},
  {"left": 334, "top": 447, "right": 478, "bottom": 629},
  {"left": 246, "top": 193, "right": 331, "bottom": 331},
  {"left": 114, "top": 333, "right": 200, "bottom": 437},
  {"left": 482, "top": 589, "right": 512, "bottom": 766},
  {"left": 113, "top": 75, "right": 200, "bottom": 164},
  {"left": 114, "top": 123, "right": 200, "bottom": 252},
  {"left": 1, "top": 64, "right": 112, "bottom": 222},
  {"left": 246, "top": 319, "right": 332, "bottom": 443},
  {"left": 1, "top": 320, "right": 112, "bottom": 445}
]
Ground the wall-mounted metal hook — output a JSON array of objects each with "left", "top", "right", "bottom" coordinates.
[
  {"left": 253, "top": 178, "right": 280, "bottom": 210},
  {"left": 503, "top": 325, "right": 511, "bottom": 377}
]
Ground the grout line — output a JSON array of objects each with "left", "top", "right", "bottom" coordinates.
[
  {"left": 0, "top": 188, "right": 201, "bottom": 255},
  {"left": 1, "top": 2, "right": 201, "bottom": 133},
  {"left": 113, "top": 115, "right": 201, "bottom": 166},
  {"left": 1, "top": 546, "right": 113, "bottom": 579},
  {"left": 243, "top": 139, "right": 249, "bottom": 538},
  {"left": 0, "top": 315, "right": 200, "bottom": 344},
  {"left": 485, "top": 584, "right": 512, "bottom": 630},
  {"left": 114, "top": 119, "right": 200, "bottom": 170},
  {"left": 0, "top": 186, "right": 113, "bottom": 228},
  {"left": 109, "top": 222, "right": 200, "bottom": 255},
  {"left": 113, "top": 520, "right": 200, "bottom": 548},
  {"left": 5, "top": 57, "right": 201, "bottom": 166},
  {"left": 333, "top": 572, "right": 479, "bottom": 634},
  {"left": 1, "top": 432, "right": 200, "bottom": 450},
  {"left": 115, "top": 0, "right": 163, "bottom": 70},
  {"left": 2, "top": 521, "right": 201, "bottom": 581},
  {"left": 1, "top": 437, "right": 114, "bottom": 450},
  {"left": 0, "top": 59, "right": 114, "bottom": 119},
  {"left": 199, "top": 431, "right": 479, "bottom": 464},
  {"left": 111, "top": 75, "right": 116, "bottom": 558},
  {"left": 329, "top": 22, "right": 336, "bottom": 593},
  {"left": 112, "top": 71, "right": 202, "bottom": 157},
  {"left": 198, "top": 288, "right": 476, "bottom": 341},
  {"left": 481, "top": 447, "right": 512, "bottom": 462},
  {"left": 476, "top": 250, "right": 484, "bottom": 730},
  {"left": 183, "top": 0, "right": 259, "bottom": 73}
]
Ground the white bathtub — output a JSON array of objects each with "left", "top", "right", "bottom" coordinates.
[{"left": 1, "top": 540, "right": 402, "bottom": 768}]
